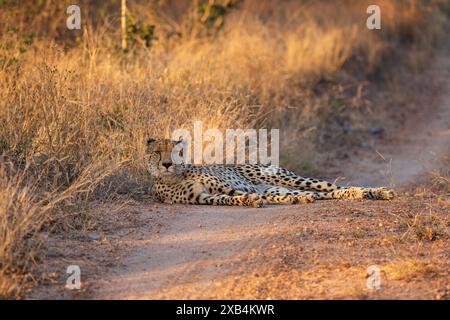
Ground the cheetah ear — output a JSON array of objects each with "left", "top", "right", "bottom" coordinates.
[{"left": 147, "top": 138, "right": 156, "bottom": 146}]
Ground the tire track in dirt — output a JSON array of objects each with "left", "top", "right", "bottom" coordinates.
[
  {"left": 90, "top": 205, "right": 294, "bottom": 299},
  {"left": 330, "top": 53, "right": 450, "bottom": 188}
]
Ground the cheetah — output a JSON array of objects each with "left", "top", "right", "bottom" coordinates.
[{"left": 146, "top": 138, "right": 395, "bottom": 207}]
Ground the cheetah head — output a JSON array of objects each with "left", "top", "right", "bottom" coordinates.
[{"left": 146, "top": 138, "right": 185, "bottom": 178}]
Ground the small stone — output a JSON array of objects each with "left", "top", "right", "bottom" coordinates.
[
  {"left": 369, "top": 127, "right": 384, "bottom": 135},
  {"left": 88, "top": 233, "right": 101, "bottom": 241},
  {"left": 360, "top": 141, "right": 370, "bottom": 149}
]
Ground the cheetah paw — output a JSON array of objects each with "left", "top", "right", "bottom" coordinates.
[
  {"left": 285, "top": 195, "right": 299, "bottom": 204},
  {"left": 246, "top": 193, "right": 264, "bottom": 208},
  {"left": 296, "top": 193, "right": 316, "bottom": 204},
  {"left": 367, "top": 187, "right": 396, "bottom": 200}
]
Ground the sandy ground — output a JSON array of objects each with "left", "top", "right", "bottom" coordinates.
[{"left": 30, "top": 52, "right": 450, "bottom": 300}]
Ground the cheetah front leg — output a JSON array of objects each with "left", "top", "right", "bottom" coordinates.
[
  {"left": 195, "top": 192, "right": 263, "bottom": 207},
  {"left": 261, "top": 186, "right": 316, "bottom": 204},
  {"left": 189, "top": 181, "right": 264, "bottom": 207},
  {"left": 155, "top": 181, "right": 262, "bottom": 207}
]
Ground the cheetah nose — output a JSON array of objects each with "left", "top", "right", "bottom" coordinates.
[{"left": 162, "top": 162, "right": 172, "bottom": 169}]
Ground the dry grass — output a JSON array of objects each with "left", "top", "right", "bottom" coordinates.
[
  {"left": 401, "top": 210, "right": 449, "bottom": 242},
  {"left": 0, "top": 0, "right": 448, "bottom": 298},
  {"left": 400, "top": 158, "right": 450, "bottom": 242},
  {"left": 382, "top": 259, "right": 441, "bottom": 282},
  {"left": 0, "top": 164, "right": 44, "bottom": 298},
  {"left": 396, "top": 158, "right": 450, "bottom": 243},
  {"left": 430, "top": 157, "right": 450, "bottom": 198},
  {"left": 0, "top": 159, "right": 120, "bottom": 298}
]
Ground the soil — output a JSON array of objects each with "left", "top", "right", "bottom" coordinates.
[{"left": 29, "top": 50, "right": 450, "bottom": 300}]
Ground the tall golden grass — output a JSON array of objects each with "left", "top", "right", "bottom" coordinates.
[{"left": 0, "top": 0, "right": 447, "bottom": 298}]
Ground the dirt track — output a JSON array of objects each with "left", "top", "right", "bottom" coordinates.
[{"left": 31, "top": 52, "right": 450, "bottom": 300}]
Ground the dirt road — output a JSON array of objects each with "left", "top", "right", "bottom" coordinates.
[
  {"left": 31, "top": 53, "right": 450, "bottom": 300},
  {"left": 82, "top": 53, "right": 449, "bottom": 300}
]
